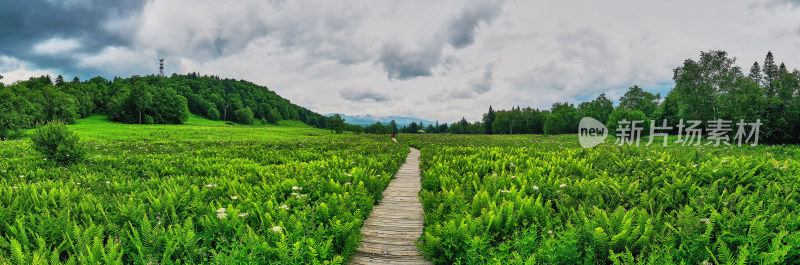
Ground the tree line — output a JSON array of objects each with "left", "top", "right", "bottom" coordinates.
[
  {"left": 0, "top": 73, "right": 343, "bottom": 139},
  {"left": 386, "top": 51, "right": 800, "bottom": 144}
]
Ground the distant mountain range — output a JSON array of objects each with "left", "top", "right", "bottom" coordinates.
[{"left": 324, "top": 113, "right": 435, "bottom": 127}]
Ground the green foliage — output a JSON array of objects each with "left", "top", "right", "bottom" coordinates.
[
  {"left": 0, "top": 116, "right": 408, "bottom": 263},
  {"left": 671, "top": 50, "right": 800, "bottom": 144},
  {"left": 579, "top": 93, "right": 615, "bottom": 124},
  {"left": 0, "top": 76, "right": 80, "bottom": 138},
  {"left": 618, "top": 85, "right": 660, "bottom": 118},
  {"left": 458, "top": 51, "right": 800, "bottom": 145},
  {"left": 399, "top": 133, "right": 800, "bottom": 264},
  {"left": 544, "top": 102, "right": 579, "bottom": 135},
  {"left": 606, "top": 108, "right": 650, "bottom": 136},
  {"left": 266, "top": 108, "right": 282, "bottom": 125},
  {"left": 106, "top": 81, "right": 189, "bottom": 124},
  {"left": 2, "top": 73, "right": 333, "bottom": 133},
  {"left": 328, "top": 114, "right": 345, "bottom": 134},
  {"left": 206, "top": 106, "right": 221, "bottom": 120},
  {"left": 492, "top": 107, "right": 545, "bottom": 135},
  {"left": 30, "top": 121, "right": 86, "bottom": 164},
  {"left": 234, "top": 107, "right": 254, "bottom": 125},
  {"left": 364, "top": 122, "right": 391, "bottom": 134}
]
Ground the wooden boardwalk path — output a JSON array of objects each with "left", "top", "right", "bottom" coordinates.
[{"left": 348, "top": 145, "right": 431, "bottom": 265}]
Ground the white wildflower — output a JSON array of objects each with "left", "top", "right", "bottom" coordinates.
[
  {"left": 279, "top": 205, "right": 290, "bottom": 210},
  {"left": 500, "top": 189, "right": 510, "bottom": 193},
  {"left": 547, "top": 230, "right": 553, "bottom": 235},
  {"left": 271, "top": 226, "right": 283, "bottom": 233},
  {"left": 106, "top": 181, "right": 111, "bottom": 184},
  {"left": 292, "top": 186, "right": 303, "bottom": 191},
  {"left": 712, "top": 169, "right": 718, "bottom": 173},
  {"left": 532, "top": 185, "right": 539, "bottom": 190},
  {"left": 510, "top": 175, "right": 517, "bottom": 179},
  {"left": 18, "top": 175, "right": 24, "bottom": 178},
  {"left": 699, "top": 218, "right": 710, "bottom": 224},
  {"left": 215, "top": 208, "right": 227, "bottom": 219},
  {"left": 230, "top": 196, "right": 238, "bottom": 200},
  {"left": 238, "top": 212, "right": 251, "bottom": 218},
  {"left": 559, "top": 183, "right": 567, "bottom": 188},
  {"left": 205, "top": 184, "right": 217, "bottom": 188},
  {"left": 12, "top": 186, "right": 19, "bottom": 189},
  {"left": 345, "top": 173, "right": 353, "bottom": 177}
]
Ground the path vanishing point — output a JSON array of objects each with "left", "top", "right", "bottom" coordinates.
[{"left": 348, "top": 143, "right": 432, "bottom": 265}]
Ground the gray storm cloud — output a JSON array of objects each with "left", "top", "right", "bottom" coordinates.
[
  {"left": 340, "top": 87, "right": 392, "bottom": 102},
  {"left": 377, "top": 0, "right": 507, "bottom": 80},
  {"left": 0, "top": 0, "right": 147, "bottom": 76}
]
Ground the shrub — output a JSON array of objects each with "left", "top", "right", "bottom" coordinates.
[
  {"left": 266, "top": 109, "right": 281, "bottom": 124},
  {"left": 0, "top": 120, "right": 24, "bottom": 140},
  {"left": 31, "top": 122, "right": 86, "bottom": 164},
  {"left": 234, "top": 107, "right": 254, "bottom": 125},
  {"left": 207, "top": 107, "right": 221, "bottom": 120}
]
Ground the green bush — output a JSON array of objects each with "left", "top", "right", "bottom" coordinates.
[
  {"left": 0, "top": 122, "right": 24, "bottom": 140},
  {"left": 30, "top": 122, "right": 86, "bottom": 164},
  {"left": 234, "top": 107, "right": 254, "bottom": 125},
  {"left": 207, "top": 107, "right": 221, "bottom": 120}
]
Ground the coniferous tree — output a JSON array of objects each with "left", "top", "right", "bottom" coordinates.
[
  {"left": 749, "top": 62, "right": 762, "bottom": 82},
  {"left": 763, "top": 51, "right": 778, "bottom": 94},
  {"left": 389, "top": 120, "right": 398, "bottom": 134},
  {"left": 483, "top": 106, "right": 495, "bottom": 134},
  {"left": 55, "top": 75, "right": 65, "bottom": 87}
]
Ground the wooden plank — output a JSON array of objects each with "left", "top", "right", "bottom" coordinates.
[{"left": 348, "top": 147, "right": 432, "bottom": 265}]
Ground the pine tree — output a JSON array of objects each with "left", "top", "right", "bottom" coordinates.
[
  {"left": 749, "top": 62, "right": 762, "bottom": 82},
  {"left": 763, "top": 51, "right": 778, "bottom": 94},
  {"left": 55, "top": 75, "right": 65, "bottom": 87},
  {"left": 389, "top": 120, "right": 398, "bottom": 134},
  {"left": 483, "top": 105, "right": 495, "bottom": 134}
]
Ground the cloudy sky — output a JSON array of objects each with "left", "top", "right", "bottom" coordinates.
[{"left": 1, "top": 0, "right": 799, "bottom": 122}]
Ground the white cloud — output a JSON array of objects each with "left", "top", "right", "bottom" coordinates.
[
  {"left": 0, "top": 56, "right": 57, "bottom": 85},
  {"left": 32, "top": 38, "right": 82, "bottom": 56},
  {"left": 77, "top": 46, "right": 158, "bottom": 76}
]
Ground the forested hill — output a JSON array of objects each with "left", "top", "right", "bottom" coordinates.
[{"left": 0, "top": 73, "right": 330, "bottom": 138}]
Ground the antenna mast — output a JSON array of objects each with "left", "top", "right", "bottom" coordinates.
[{"left": 159, "top": 58, "right": 165, "bottom": 77}]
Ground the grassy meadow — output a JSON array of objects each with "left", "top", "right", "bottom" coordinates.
[{"left": 0, "top": 115, "right": 407, "bottom": 264}]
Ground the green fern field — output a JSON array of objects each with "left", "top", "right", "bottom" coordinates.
[
  {"left": 399, "top": 134, "right": 800, "bottom": 265},
  {"left": 3, "top": 115, "right": 800, "bottom": 264},
  {"left": 0, "top": 115, "right": 407, "bottom": 264}
]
